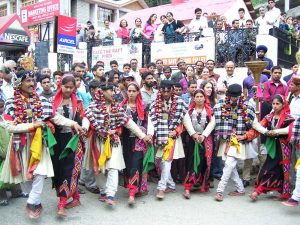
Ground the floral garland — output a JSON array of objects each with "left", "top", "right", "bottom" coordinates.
[
  {"left": 154, "top": 91, "right": 177, "bottom": 123},
  {"left": 14, "top": 88, "right": 43, "bottom": 123},
  {"left": 221, "top": 95, "right": 251, "bottom": 129}
]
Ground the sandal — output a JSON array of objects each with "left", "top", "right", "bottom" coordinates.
[
  {"left": 183, "top": 191, "right": 191, "bottom": 199},
  {"left": 0, "top": 199, "right": 8, "bottom": 206},
  {"left": 215, "top": 192, "right": 223, "bottom": 201},
  {"left": 228, "top": 190, "right": 245, "bottom": 196},
  {"left": 249, "top": 192, "right": 258, "bottom": 201}
]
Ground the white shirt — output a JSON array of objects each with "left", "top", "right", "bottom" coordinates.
[
  {"left": 1, "top": 80, "right": 13, "bottom": 99},
  {"left": 255, "top": 15, "right": 269, "bottom": 34},
  {"left": 290, "top": 94, "right": 300, "bottom": 120},
  {"left": 160, "top": 75, "right": 172, "bottom": 81},
  {"left": 239, "top": 18, "right": 247, "bottom": 28},
  {"left": 265, "top": 7, "right": 281, "bottom": 29},
  {"left": 188, "top": 17, "right": 208, "bottom": 32},
  {"left": 99, "top": 27, "right": 116, "bottom": 40},
  {"left": 131, "top": 69, "right": 141, "bottom": 86}
]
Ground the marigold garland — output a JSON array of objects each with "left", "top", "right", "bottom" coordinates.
[
  {"left": 14, "top": 88, "right": 43, "bottom": 123},
  {"left": 221, "top": 95, "right": 250, "bottom": 129},
  {"left": 154, "top": 91, "right": 177, "bottom": 123}
]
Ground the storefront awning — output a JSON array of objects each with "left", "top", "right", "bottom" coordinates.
[{"left": 0, "top": 14, "right": 31, "bottom": 49}]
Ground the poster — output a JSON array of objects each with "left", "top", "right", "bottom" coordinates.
[
  {"left": 92, "top": 43, "right": 142, "bottom": 71},
  {"left": 151, "top": 37, "right": 215, "bottom": 65}
]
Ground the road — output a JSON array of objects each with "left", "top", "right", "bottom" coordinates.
[{"left": 0, "top": 178, "right": 299, "bottom": 225}]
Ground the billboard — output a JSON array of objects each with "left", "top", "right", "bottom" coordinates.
[
  {"left": 92, "top": 44, "right": 142, "bottom": 71},
  {"left": 151, "top": 37, "right": 215, "bottom": 66},
  {"left": 20, "top": 0, "right": 60, "bottom": 26},
  {"left": 56, "top": 15, "right": 77, "bottom": 54}
]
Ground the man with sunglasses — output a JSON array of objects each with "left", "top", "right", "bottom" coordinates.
[{"left": 265, "top": 0, "right": 281, "bottom": 34}]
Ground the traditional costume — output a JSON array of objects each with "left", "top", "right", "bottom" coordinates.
[
  {"left": 246, "top": 95, "right": 294, "bottom": 200},
  {"left": 202, "top": 84, "right": 266, "bottom": 201},
  {"left": 183, "top": 91, "right": 213, "bottom": 196},
  {"left": 49, "top": 74, "right": 85, "bottom": 215},
  {"left": 0, "top": 71, "right": 77, "bottom": 218},
  {"left": 147, "top": 80, "right": 197, "bottom": 199},
  {"left": 82, "top": 83, "right": 147, "bottom": 204},
  {"left": 119, "top": 83, "right": 148, "bottom": 202}
]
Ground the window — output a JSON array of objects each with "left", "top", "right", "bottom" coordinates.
[
  {"left": 22, "top": 0, "right": 38, "bottom": 7},
  {"left": 0, "top": 5, "right": 7, "bottom": 17},
  {"left": 97, "top": 7, "right": 114, "bottom": 26}
]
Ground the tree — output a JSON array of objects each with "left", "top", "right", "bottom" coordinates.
[{"left": 145, "top": 0, "right": 171, "bottom": 7}]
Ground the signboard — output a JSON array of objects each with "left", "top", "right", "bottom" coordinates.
[
  {"left": 73, "top": 49, "right": 87, "bottom": 65},
  {"left": 57, "top": 15, "right": 77, "bottom": 54},
  {"left": 151, "top": 37, "right": 215, "bottom": 66},
  {"left": 20, "top": 0, "right": 60, "bottom": 26},
  {"left": 0, "top": 19, "right": 30, "bottom": 45},
  {"left": 35, "top": 41, "right": 49, "bottom": 68},
  {"left": 92, "top": 44, "right": 142, "bottom": 71}
]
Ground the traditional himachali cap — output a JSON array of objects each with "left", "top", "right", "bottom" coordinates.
[
  {"left": 226, "top": 84, "right": 242, "bottom": 97},
  {"left": 292, "top": 74, "right": 300, "bottom": 85},
  {"left": 160, "top": 80, "right": 174, "bottom": 89},
  {"left": 256, "top": 45, "right": 268, "bottom": 53},
  {"left": 99, "top": 82, "right": 114, "bottom": 91},
  {"left": 123, "top": 72, "right": 135, "bottom": 80},
  {"left": 13, "top": 70, "right": 34, "bottom": 88}
]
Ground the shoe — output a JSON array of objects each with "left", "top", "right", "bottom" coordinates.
[
  {"left": 128, "top": 196, "right": 135, "bottom": 206},
  {"left": 282, "top": 198, "right": 299, "bottom": 207},
  {"left": 215, "top": 192, "right": 223, "bottom": 201},
  {"left": 228, "top": 190, "right": 245, "bottom": 196},
  {"left": 12, "top": 192, "right": 29, "bottom": 198},
  {"left": 57, "top": 207, "right": 67, "bottom": 217},
  {"left": 78, "top": 187, "right": 86, "bottom": 194},
  {"left": 0, "top": 200, "right": 8, "bottom": 206},
  {"left": 183, "top": 190, "right": 191, "bottom": 199},
  {"left": 156, "top": 190, "right": 165, "bottom": 199},
  {"left": 65, "top": 199, "right": 81, "bottom": 209},
  {"left": 249, "top": 192, "right": 258, "bottom": 201},
  {"left": 209, "top": 182, "right": 214, "bottom": 189},
  {"left": 98, "top": 193, "right": 107, "bottom": 202},
  {"left": 243, "top": 180, "right": 250, "bottom": 188},
  {"left": 86, "top": 186, "right": 100, "bottom": 194},
  {"left": 164, "top": 187, "right": 176, "bottom": 193},
  {"left": 135, "top": 191, "right": 148, "bottom": 197},
  {"left": 106, "top": 196, "right": 116, "bottom": 206},
  {"left": 26, "top": 203, "right": 42, "bottom": 219}
]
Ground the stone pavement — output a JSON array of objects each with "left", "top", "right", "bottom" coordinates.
[{"left": 0, "top": 178, "right": 299, "bottom": 225}]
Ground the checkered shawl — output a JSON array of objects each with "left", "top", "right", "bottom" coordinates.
[
  {"left": 292, "top": 117, "right": 300, "bottom": 141},
  {"left": 4, "top": 96, "right": 53, "bottom": 122},
  {"left": 149, "top": 96, "right": 188, "bottom": 146},
  {"left": 213, "top": 100, "right": 256, "bottom": 139},
  {"left": 84, "top": 101, "right": 129, "bottom": 135},
  {"left": 4, "top": 96, "right": 53, "bottom": 148}
]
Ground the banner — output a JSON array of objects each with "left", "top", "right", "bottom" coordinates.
[
  {"left": 151, "top": 37, "right": 215, "bottom": 66},
  {"left": 73, "top": 49, "right": 87, "bottom": 65},
  {"left": 20, "top": 0, "right": 60, "bottom": 26},
  {"left": 92, "top": 44, "right": 142, "bottom": 71},
  {"left": 57, "top": 15, "right": 77, "bottom": 54}
]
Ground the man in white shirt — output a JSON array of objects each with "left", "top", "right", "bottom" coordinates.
[
  {"left": 160, "top": 66, "right": 172, "bottom": 81},
  {"left": 0, "top": 66, "right": 14, "bottom": 99},
  {"left": 255, "top": 7, "right": 269, "bottom": 34},
  {"left": 217, "top": 61, "right": 244, "bottom": 99},
  {"left": 265, "top": 0, "right": 281, "bottom": 33},
  {"left": 238, "top": 8, "right": 246, "bottom": 28},
  {"left": 99, "top": 20, "right": 116, "bottom": 45},
  {"left": 188, "top": 8, "right": 208, "bottom": 33},
  {"left": 130, "top": 58, "right": 141, "bottom": 85}
]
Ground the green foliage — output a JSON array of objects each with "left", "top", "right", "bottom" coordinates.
[{"left": 145, "top": 0, "right": 171, "bottom": 7}]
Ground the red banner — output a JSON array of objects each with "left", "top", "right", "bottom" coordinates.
[{"left": 20, "top": 0, "right": 60, "bottom": 26}]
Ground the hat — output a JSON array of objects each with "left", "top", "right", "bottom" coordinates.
[
  {"left": 13, "top": 70, "right": 34, "bottom": 88},
  {"left": 256, "top": 45, "right": 268, "bottom": 53},
  {"left": 160, "top": 80, "right": 174, "bottom": 89},
  {"left": 176, "top": 58, "right": 185, "bottom": 66},
  {"left": 123, "top": 73, "right": 135, "bottom": 80},
  {"left": 292, "top": 74, "right": 300, "bottom": 85},
  {"left": 226, "top": 84, "right": 242, "bottom": 97},
  {"left": 100, "top": 82, "right": 114, "bottom": 91}
]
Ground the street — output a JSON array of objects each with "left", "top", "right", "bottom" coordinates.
[{"left": 1, "top": 178, "right": 299, "bottom": 225}]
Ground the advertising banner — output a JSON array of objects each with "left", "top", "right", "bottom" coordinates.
[
  {"left": 151, "top": 37, "right": 215, "bottom": 65},
  {"left": 20, "top": 0, "right": 60, "bottom": 26},
  {"left": 73, "top": 49, "right": 88, "bottom": 65},
  {"left": 57, "top": 15, "right": 77, "bottom": 54},
  {"left": 92, "top": 44, "right": 142, "bottom": 71}
]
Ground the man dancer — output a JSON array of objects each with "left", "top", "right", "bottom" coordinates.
[
  {"left": 201, "top": 84, "right": 267, "bottom": 201},
  {"left": 0, "top": 70, "right": 82, "bottom": 218},
  {"left": 147, "top": 80, "right": 200, "bottom": 200}
]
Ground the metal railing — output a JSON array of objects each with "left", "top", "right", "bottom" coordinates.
[{"left": 270, "top": 27, "right": 299, "bottom": 68}]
